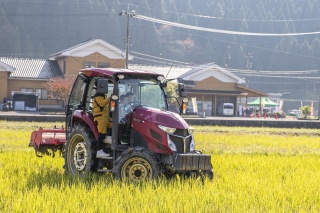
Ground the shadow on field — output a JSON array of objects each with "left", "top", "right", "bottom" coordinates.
[
  {"left": 26, "top": 168, "right": 115, "bottom": 190},
  {"left": 25, "top": 169, "right": 213, "bottom": 190}
]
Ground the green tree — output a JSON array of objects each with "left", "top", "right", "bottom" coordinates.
[
  {"left": 165, "top": 81, "right": 178, "bottom": 101},
  {"left": 300, "top": 105, "right": 311, "bottom": 119}
]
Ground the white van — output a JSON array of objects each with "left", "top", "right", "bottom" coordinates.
[{"left": 218, "top": 103, "right": 234, "bottom": 116}]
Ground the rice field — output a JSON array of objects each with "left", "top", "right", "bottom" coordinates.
[{"left": 0, "top": 121, "right": 319, "bottom": 212}]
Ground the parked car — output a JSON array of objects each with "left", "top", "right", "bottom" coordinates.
[
  {"left": 218, "top": 103, "right": 234, "bottom": 116},
  {"left": 286, "top": 109, "right": 302, "bottom": 118}
]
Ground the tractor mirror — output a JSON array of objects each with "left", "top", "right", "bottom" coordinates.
[
  {"left": 178, "top": 83, "right": 186, "bottom": 97},
  {"left": 96, "top": 79, "right": 109, "bottom": 94}
]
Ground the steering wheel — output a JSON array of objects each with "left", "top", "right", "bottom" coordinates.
[
  {"left": 129, "top": 101, "right": 140, "bottom": 105},
  {"left": 127, "top": 101, "right": 141, "bottom": 110}
]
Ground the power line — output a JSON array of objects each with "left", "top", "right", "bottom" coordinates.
[
  {"left": 231, "top": 70, "right": 320, "bottom": 75},
  {"left": 183, "top": 14, "right": 320, "bottom": 23},
  {"left": 3, "top": 0, "right": 319, "bottom": 24},
  {"left": 176, "top": 31, "right": 320, "bottom": 62},
  {"left": 131, "top": 4, "right": 320, "bottom": 23},
  {"left": 3, "top": 10, "right": 320, "bottom": 23},
  {"left": 0, "top": 13, "right": 112, "bottom": 16},
  {"left": 130, "top": 51, "right": 190, "bottom": 65},
  {"left": 234, "top": 73, "right": 320, "bottom": 80},
  {"left": 135, "top": 15, "right": 320, "bottom": 36}
]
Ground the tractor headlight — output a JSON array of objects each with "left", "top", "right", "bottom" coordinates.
[
  {"left": 188, "top": 127, "right": 195, "bottom": 134},
  {"left": 168, "top": 139, "right": 177, "bottom": 152},
  {"left": 158, "top": 125, "right": 176, "bottom": 134}
]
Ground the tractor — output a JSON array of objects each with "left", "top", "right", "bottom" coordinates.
[{"left": 30, "top": 68, "right": 213, "bottom": 181}]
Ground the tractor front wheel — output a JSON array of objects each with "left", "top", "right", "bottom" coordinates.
[{"left": 112, "top": 148, "right": 159, "bottom": 182}]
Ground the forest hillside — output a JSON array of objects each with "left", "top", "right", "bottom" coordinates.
[{"left": 0, "top": 0, "right": 320, "bottom": 71}]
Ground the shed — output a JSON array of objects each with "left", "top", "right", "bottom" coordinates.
[{"left": 11, "top": 91, "right": 39, "bottom": 111}]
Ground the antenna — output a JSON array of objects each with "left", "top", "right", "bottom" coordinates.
[{"left": 166, "top": 63, "right": 175, "bottom": 79}]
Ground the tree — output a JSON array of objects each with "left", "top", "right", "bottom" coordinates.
[
  {"left": 300, "top": 105, "right": 311, "bottom": 119},
  {"left": 165, "top": 81, "right": 178, "bottom": 101},
  {"left": 164, "top": 81, "right": 180, "bottom": 113},
  {"left": 43, "top": 75, "right": 76, "bottom": 107}
]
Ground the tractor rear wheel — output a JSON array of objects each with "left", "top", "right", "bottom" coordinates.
[
  {"left": 112, "top": 147, "right": 160, "bottom": 182},
  {"left": 64, "top": 124, "right": 98, "bottom": 176}
]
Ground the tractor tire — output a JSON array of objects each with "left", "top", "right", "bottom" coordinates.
[
  {"left": 64, "top": 124, "right": 98, "bottom": 176},
  {"left": 112, "top": 147, "right": 160, "bottom": 182}
]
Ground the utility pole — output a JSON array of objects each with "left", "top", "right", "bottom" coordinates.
[
  {"left": 119, "top": 5, "right": 136, "bottom": 69},
  {"left": 226, "top": 46, "right": 231, "bottom": 69},
  {"left": 245, "top": 52, "right": 253, "bottom": 70}
]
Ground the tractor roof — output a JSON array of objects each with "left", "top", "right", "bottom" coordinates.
[{"left": 80, "top": 68, "right": 164, "bottom": 79}]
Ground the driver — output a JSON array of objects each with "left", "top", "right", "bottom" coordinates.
[
  {"left": 126, "top": 92, "right": 135, "bottom": 103},
  {"left": 93, "top": 90, "right": 112, "bottom": 159}
]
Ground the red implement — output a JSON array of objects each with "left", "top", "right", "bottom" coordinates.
[{"left": 29, "top": 127, "right": 66, "bottom": 157}]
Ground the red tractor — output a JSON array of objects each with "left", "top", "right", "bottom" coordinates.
[{"left": 30, "top": 68, "right": 213, "bottom": 181}]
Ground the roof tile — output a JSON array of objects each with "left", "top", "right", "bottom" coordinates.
[{"left": 0, "top": 57, "right": 63, "bottom": 79}]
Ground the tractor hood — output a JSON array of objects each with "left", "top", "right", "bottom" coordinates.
[{"left": 132, "top": 106, "right": 189, "bottom": 129}]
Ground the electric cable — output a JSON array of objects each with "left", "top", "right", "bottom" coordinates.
[{"left": 135, "top": 15, "right": 320, "bottom": 36}]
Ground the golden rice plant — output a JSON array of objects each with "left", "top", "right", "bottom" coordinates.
[{"left": 0, "top": 121, "right": 319, "bottom": 212}]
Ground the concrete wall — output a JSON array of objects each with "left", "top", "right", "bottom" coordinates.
[
  {"left": 0, "top": 113, "right": 319, "bottom": 129},
  {"left": 184, "top": 118, "right": 320, "bottom": 129}
]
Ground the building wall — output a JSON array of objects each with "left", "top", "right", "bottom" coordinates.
[
  {"left": 57, "top": 52, "right": 125, "bottom": 75},
  {"left": 8, "top": 79, "right": 45, "bottom": 94},
  {"left": 186, "top": 77, "right": 240, "bottom": 116},
  {"left": 0, "top": 72, "right": 9, "bottom": 103},
  {"left": 192, "top": 77, "right": 237, "bottom": 91},
  {"left": 7, "top": 79, "right": 63, "bottom": 108}
]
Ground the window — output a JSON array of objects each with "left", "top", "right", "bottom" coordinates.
[
  {"left": 35, "top": 89, "right": 48, "bottom": 100},
  {"left": 21, "top": 88, "right": 33, "bottom": 92},
  {"left": 98, "top": 62, "right": 110, "bottom": 68},
  {"left": 69, "top": 76, "right": 86, "bottom": 105},
  {"left": 85, "top": 78, "right": 114, "bottom": 111},
  {"left": 83, "top": 61, "right": 95, "bottom": 68}
]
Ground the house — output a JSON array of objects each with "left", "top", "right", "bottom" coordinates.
[
  {"left": 129, "top": 63, "right": 267, "bottom": 116},
  {"left": 0, "top": 58, "right": 63, "bottom": 110},
  {"left": 0, "top": 38, "right": 128, "bottom": 110},
  {"left": 0, "top": 38, "right": 267, "bottom": 115}
]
